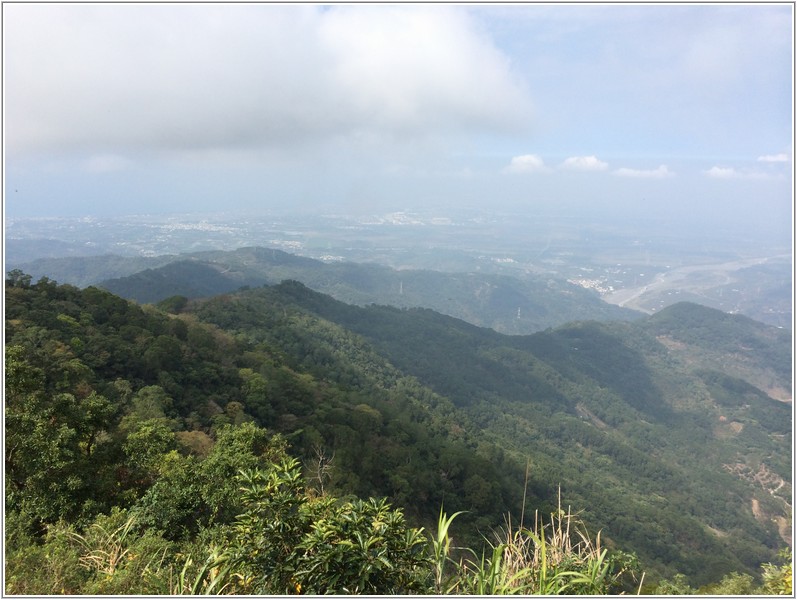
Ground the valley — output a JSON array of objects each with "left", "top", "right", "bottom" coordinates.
[
  {"left": 603, "top": 254, "right": 792, "bottom": 324},
  {"left": 7, "top": 207, "right": 792, "bottom": 328}
]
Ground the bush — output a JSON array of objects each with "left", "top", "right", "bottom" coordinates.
[{"left": 221, "top": 459, "right": 430, "bottom": 594}]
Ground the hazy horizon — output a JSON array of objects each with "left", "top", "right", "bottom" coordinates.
[{"left": 4, "top": 3, "right": 793, "bottom": 245}]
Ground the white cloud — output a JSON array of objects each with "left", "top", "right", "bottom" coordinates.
[
  {"left": 613, "top": 165, "right": 672, "bottom": 178},
  {"left": 560, "top": 155, "right": 609, "bottom": 171},
  {"left": 503, "top": 154, "right": 547, "bottom": 174},
  {"left": 318, "top": 7, "right": 531, "bottom": 133},
  {"left": 4, "top": 4, "right": 533, "bottom": 158},
  {"left": 704, "top": 166, "right": 772, "bottom": 179},
  {"left": 704, "top": 166, "right": 736, "bottom": 179},
  {"left": 757, "top": 153, "right": 789, "bottom": 162}
]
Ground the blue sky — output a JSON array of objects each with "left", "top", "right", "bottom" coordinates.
[{"left": 3, "top": 3, "right": 793, "bottom": 238}]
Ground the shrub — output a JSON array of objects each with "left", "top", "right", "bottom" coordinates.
[{"left": 220, "top": 458, "right": 430, "bottom": 594}]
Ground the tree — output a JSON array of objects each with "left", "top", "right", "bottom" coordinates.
[
  {"left": 122, "top": 419, "right": 177, "bottom": 483},
  {"left": 5, "top": 345, "right": 116, "bottom": 528},
  {"left": 222, "top": 458, "right": 430, "bottom": 594},
  {"left": 6, "top": 268, "right": 32, "bottom": 288},
  {"left": 119, "top": 385, "right": 175, "bottom": 430},
  {"left": 130, "top": 423, "right": 288, "bottom": 538},
  {"left": 760, "top": 550, "right": 792, "bottom": 595},
  {"left": 157, "top": 295, "right": 189, "bottom": 314},
  {"left": 703, "top": 571, "right": 755, "bottom": 595},
  {"left": 142, "top": 335, "right": 183, "bottom": 377},
  {"left": 653, "top": 573, "right": 695, "bottom": 594}
]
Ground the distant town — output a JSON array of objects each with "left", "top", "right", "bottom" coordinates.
[{"left": 6, "top": 207, "right": 792, "bottom": 328}]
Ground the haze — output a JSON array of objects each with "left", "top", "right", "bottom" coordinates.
[{"left": 3, "top": 3, "right": 792, "bottom": 244}]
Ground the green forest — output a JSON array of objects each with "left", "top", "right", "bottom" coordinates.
[
  {"left": 17, "top": 245, "right": 640, "bottom": 334},
  {"left": 4, "top": 272, "right": 792, "bottom": 594}
]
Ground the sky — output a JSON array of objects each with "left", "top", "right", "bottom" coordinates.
[{"left": 3, "top": 3, "right": 793, "bottom": 239}]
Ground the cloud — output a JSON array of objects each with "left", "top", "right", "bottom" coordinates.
[
  {"left": 757, "top": 153, "right": 789, "bottom": 162},
  {"left": 4, "top": 4, "right": 533, "bottom": 158},
  {"left": 704, "top": 166, "right": 736, "bottom": 179},
  {"left": 503, "top": 154, "right": 547, "bottom": 174},
  {"left": 613, "top": 165, "right": 673, "bottom": 178},
  {"left": 559, "top": 155, "right": 609, "bottom": 171},
  {"left": 704, "top": 166, "right": 773, "bottom": 179}
]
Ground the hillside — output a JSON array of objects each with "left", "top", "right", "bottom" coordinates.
[
  {"left": 193, "top": 284, "right": 791, "bottom": 585},
  {"left": 642, "top": 302, "right": 792, "bottom": 401},
  {"left": 13, "top": 246, "right": 641, "bottom": 334},
  {"left": 10, "top": 253, "right": 178, "bottom": 287},
  {"left": 4, "top": 274, "right": 529, "bottom": 550},
  {"left": 5, "top": 273, "right": 791, "bottom": 589}
]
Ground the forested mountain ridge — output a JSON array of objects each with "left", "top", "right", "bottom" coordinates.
[
  {"left": 641, "top": 302, "right": 792, "bottom": 401},
  {"left": 4, "top": 273, "right": 791, "bottom": 592},
  {"left": 12, "top": 246, "right": 641, "bottom": 334},
  {"left": 5, "top": 273, "right": 532, "bottom": 589},
  {"left": 10, "top": 253, "right": 179, "bottom": 287},
  {"left": 192, "top": 282, "right": 791, "bottom": 584}
]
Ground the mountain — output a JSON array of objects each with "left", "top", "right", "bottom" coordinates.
[
  {"left": 193, "top": 286, "right": 791, "bottom": 585},
  {"left": 5, "top": 272, "right": 791, "bottom": 588},
  {"left": 642, "top": 302, "right": 792, "bottom": 401},
  {"left": 9, "top": 253, "right": 178, "bottom": 287},
  {"left": 13, "top": 246, "right": 642, "bottom": 334}
]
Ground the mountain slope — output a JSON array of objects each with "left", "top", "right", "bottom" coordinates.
[
  {"left": 12, "top": 246, "right": 641, "bottom": 334},
  {"left": 9, "top": 253, "right": 177, "bottom": 287},
  {"left": 641, "top": 302, "right": 792, "bottom": 401},
  {"left": 4, "top": 275, "right": 529, "bottom": 550},
  {"left": 193, "top": 283, "right": 791, "bottom": 585},
  {"left": 5, "top": 271, "right": 790, "bottom": 586},
  {"left": 98, "top": 246, "right": 641, "bottom": 333}
]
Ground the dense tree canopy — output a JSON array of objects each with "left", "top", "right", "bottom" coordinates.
[{"left": 4, "top": 274, "right": 791, "bottom": 593}]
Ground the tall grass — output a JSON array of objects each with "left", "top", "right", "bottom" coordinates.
[
  {"left": 435, "top": 487, "right": 642, "bottom": 595},
  {"left": 69, "top": 514, "right": 137, "bottom": 576},
  {"left": 429, "top": 508, "right": 466, "bottom": 594},
  {"left": 168, "top": 549, "right": 233, "bottom": 595}
]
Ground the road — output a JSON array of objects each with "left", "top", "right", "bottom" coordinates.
[{"left": 602, "top": 254, "right": 790, "bottom": 313}]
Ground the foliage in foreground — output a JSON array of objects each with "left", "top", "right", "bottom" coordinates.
[
  {"left": 5, "top": 423, "right": 639, "bottom": 595},
  {"left": 213, "top": 459, "right": 430, "bottom": 594},
  {"left": 6, "top": 419, "right": 791, "bottom": 595},
  {"left": 428, "top": 497, "right": 641, "bottom": 595},
  {"left": 207, "top": 462, "right": 642, "bottom": 595}
]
